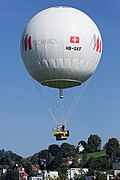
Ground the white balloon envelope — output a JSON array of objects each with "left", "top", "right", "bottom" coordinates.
[{"left": 20, "top": 6, "right": 102, "bottom": 89}]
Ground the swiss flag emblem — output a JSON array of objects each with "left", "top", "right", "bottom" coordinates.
[{"left": 70, "top": 36, "right": 80, "bottom": 43}]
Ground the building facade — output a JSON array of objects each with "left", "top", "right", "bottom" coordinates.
[
  {"left": 66, "top": 168, "right": 88, "bottom": 180},
  {"left": 29, "top": 170, "right": 59, "bottom": 180}
]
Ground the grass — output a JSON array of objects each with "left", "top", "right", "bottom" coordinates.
[
  {"left": 77, "top": 150, "right": 106, "bottom": 159},
  {"left": 87, "top": 150, "right": 106, "bottom": 158}
]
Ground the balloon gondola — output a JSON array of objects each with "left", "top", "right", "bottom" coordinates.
[
  {"left": 20, "top": 6, "right": 102, "bottom": 141},
  {"left": 53, "top": 124, "right": 69, "bottom": 141}
]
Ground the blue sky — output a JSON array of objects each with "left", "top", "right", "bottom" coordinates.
[{"left": 0, "top": 0, "right": 120, "bottom": 157}]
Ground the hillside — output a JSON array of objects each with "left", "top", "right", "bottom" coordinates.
[
  {"left": 0, "top": 136, "right": 119, "bottom": 179},
  {"left": 77, "top": 150, "right": 106, "bottom": 159}
]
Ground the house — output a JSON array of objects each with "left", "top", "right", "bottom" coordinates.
[
  {"left": 20, "top": 171, "right": 29, "bottom": 180},
  {"left": 48, "top": 171, "right": 59, "bottom": 179},
  {"left": 29, "top": 176, "right": 42, "bottom": 180},
  {"left": 29, "top": 170, "right": 59, "bottom": 180},
  {"left": 66, "top": 168, "right": 88, "bottom": 180},
  {"left": 77, "top": 143, "right": 84, "bottom": 153},
  {"left": 107, "top": 170, "right": 120, "bottom": 180},
  {"left": 105, "top": 159, "right": 120, "bottom": 179},
  {"left": 0, "top": 165, "right": 8, "bottom": 175},
  {"left": 112, "top": 158, "right": 120, "bottom": 170},
  {"left": 18, "top": 166, "right": 29, "bottom": 180}
]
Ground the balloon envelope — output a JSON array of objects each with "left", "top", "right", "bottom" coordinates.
[{"left": 20, "top": 6, "right": 102, "bottom": 89}]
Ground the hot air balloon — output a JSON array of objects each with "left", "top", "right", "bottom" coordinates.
[{"left": 20, "top": 6, "right": 102, "bottom": 140}]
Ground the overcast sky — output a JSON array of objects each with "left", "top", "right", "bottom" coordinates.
[{"left": 0, "top": 0, "right": 120, "bottom": 157}]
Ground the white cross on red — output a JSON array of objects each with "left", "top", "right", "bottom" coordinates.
[{"left": 70, "top": 36, "right": 79, "bottom": 43}]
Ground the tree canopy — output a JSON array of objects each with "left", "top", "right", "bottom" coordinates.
[
  {"left": 104, "top": 138, "right": 120, "bottom": 160},
  {"left": 87, "top": 134, "right": 101, "bottom": 153}
]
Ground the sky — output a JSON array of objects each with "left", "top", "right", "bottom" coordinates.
[{"left": 0, "top": 0, "right": 120, "bottom": 157}]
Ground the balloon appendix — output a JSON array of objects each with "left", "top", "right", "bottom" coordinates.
[{"left": 20, "top": 6, "right": 102, "bottom": 141}]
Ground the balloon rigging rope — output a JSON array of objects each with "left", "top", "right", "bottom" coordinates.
[
  {"left": 46, "top": 50, "right": 58, "bottom": 124},
  {"left": 63, "top": 85, "right": 77, "bottom": 124},
  {"left": 32, "top": 74, "right": 91, "bottom": 128},
  {"left": 32, "top": 79, "right": 58, "bottom": 125},
  {"left": 32, "top": 77, "right": 91, "bottom": 127},
  {"left": 64, "top": 78, "right": 91, "bottom": 124}
]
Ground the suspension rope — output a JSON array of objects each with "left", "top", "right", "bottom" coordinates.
[
  {"left": 64, "top": 78, "right": 91, "bottom": 124},
  {"left": 32, "top": 80, "right": 58, "bottom": 125}
]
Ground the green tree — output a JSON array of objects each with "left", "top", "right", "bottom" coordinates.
[
  {"left": 58, "top": 163, "right": 67, "bottom": 178},
  {"left": 95, "top": 157, "right": 111, "bottom": 171},
  {"left": 48, "top": 144, "right": 61, "bottom": 157},
  {"left": 48, "top": 158, "right": 60, "bottom": 171},
  {"left": 60, "top": 143, "right": 76, "bottom": 158},
  {"left": 47, "top": 152, "right": 62, "bottom": 171},
  {"left": 104, "top": 138, "right": 119, "bottom": 160},
  {"left": 78, "top": 153, "right": 87, "bottom": 168},
  {"left": 38, "top": 149, "right": 48, "bottom": 159},
  {"left": 1, "top": 168, "right": 19, "bottom": 180},
  {"left": 86, "top": 156, "right": 111, "bottom": 173},
  {"left": 0, "top": 149, "right": 22, "bottom": 166},
  {"left": 88, "top": 135, "right": 101, "bottom": 153},
  {"left": 86, "top": 157, "right": 96, "bottom": 175},
  {"left": 38, "top": 149, "right": 53, "bottom": 170},
  {"left": 29, "top": 155, "right": 38, "bottom": 164},
  {"left": 22, "top": 160, "right": 32, "bottom": 174},
  {"left": 117, "top": 147, "right": 120, "bottom": 158}
]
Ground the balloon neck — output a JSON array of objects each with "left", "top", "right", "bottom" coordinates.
[{"left": 59, "top": 89, "right": 64, "bottom": 98}]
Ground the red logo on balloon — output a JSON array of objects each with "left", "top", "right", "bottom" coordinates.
[
  {"left": 91, "top": 34, "right": 102, "bottom": 53},
  {"left": 70, "top": 36, "right": 80, "bottom": 43},
  {"left": 93, "top": 37, "right": 102, "bottom": 53},
  {"left": 22, "top": 35, "right": 32, "bottom": 52}
]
